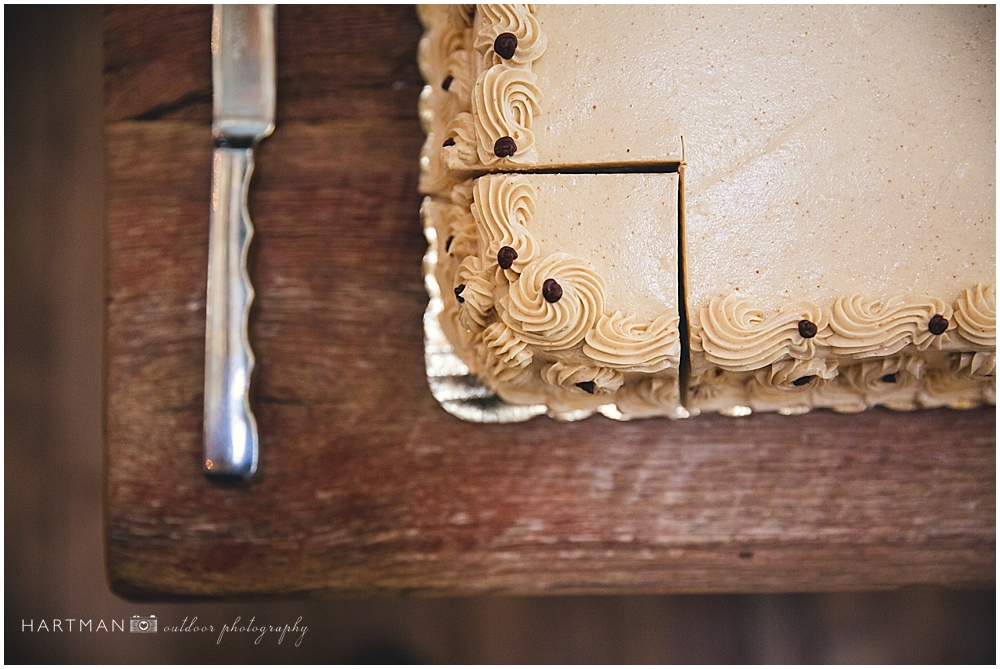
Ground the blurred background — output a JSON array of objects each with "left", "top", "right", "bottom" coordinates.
[{"left": 5, "top": 6, "right": 995, "bottom": 663}]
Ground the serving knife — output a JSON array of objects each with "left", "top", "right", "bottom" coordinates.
[{"left": 203, "top": 4, "right": 275, "bottom": 479}]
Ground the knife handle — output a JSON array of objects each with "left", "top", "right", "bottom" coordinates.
[{"left": 204, "top": 147, "right": 259, "bottom": 480}]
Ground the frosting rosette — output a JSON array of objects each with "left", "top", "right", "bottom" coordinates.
[
  {"left": 688, "top": 367, "right": 729, "bottom": 401},
  {"left": 754, "top": 357, "right": 838, "bottom": 391},
  {"left": 418, "top": 130, "right": 451, "bottom": 196},
  {"left": 541, "top": 361, "right": 623, "bottom": 393},
  {"left": 500, "top": 252, "right": 606, "bottom": 350},
  {"left": 955, "top": 351, "right": 995, "bottom": 379},
  {"left": 953, "top": 283, "right": 996, "bottom": 349},
  {"left": 583, "top": 310, "right": 680, "bottom": 373},
  {"left": 474, "top": 337, "right": 534, "bottom": 386},
  {"left": 471, "top": 175, "right": 539, "bottom": 279},
  {"left": 827, "top": 294, "right": 954, "bottom": 357},
  {"left": 615, "top": 374, "right": 682, "bottom": 417},
  {"left": 443, "top": 47, "right": 474, "bottom": 109},
  {"left": 442, "top": 112, "right": 481, "bottom": 170},
  {"left": 444, "top": 208, "right": 479, "bottom": 260},
  {"left": 694, "top": 295, "right": 828, "bottom": 371},
  {"left": 417, "top": 10, "right": 464, "bottom": 83},
  {"left": 474, "top": 3, "right": 547, "bottom": 69},
  {"left": 456, "top": 255, "right": 495, "bottom": 332},
  {"left": 840, "top": 355, "right": 925, "bottom": 394},
  {"left": 473, "top": 65, "right": 541, "bottom": 166},
  {"left": 482, "top": 321, "right": 532, "bottom": 370}
]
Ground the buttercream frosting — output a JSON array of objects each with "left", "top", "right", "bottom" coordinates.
[
  {"left": 442, "top": 113, "right": 481, "bottom": 172},
  {"left": 444, "top": 207, "right": 479, "bottom": 260},
  {"left": 695, "top": 296, "right": 828, "bottom": 372},
  {"left": 500, "top": 252, "right": 606, "bottom": 351},
  {"left": 955, "top": 351, "right": 996, "bottom": 379},
  {"left": 840, "top": 355, "right": 925, "bottom": 395},
  {"left": 456, "top": 255, "right": 494, "bottom": 331},
  {"left": 482, "top": 321, "right": 533, "bottom": 371},
  {"left": 429, "top": 3, "right": 548, "bottom": 172},
  {"left": 953, "top": 283, "right": 996, "bottom": 349},
  {"left": 825, "top": 295, "right": 954, "bottom": 357},
  {"left": 692, "top": 288, "right": 989, "bottom": 372},
  {"left": 755, "top": 357, "right": 839, "bottom": 392},
  {"left": 470, "top": 174, "right": 538, "bottom": 277},
  {"left": 471, "top": 65, "right": 541, "bottom": 166},
  {"left": 473, "top": 4, "right": 547, "bottom": 70},
  {"left": 541, "top": 361, "right": 624, "bottom": 394},
  {"left": 614, "top": 374, "right": 684, "bottom": 419},
  {"left": 583, "top": 311, "right": 680, "bottom": 373}
]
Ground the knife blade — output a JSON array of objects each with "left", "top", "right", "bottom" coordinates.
[{"left": 203, "top": 4, "right": 275, "bottom": 480}]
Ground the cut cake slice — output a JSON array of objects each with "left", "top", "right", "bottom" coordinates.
[{"left": 425, "top": 172, "right": 685, "bottom": 418}]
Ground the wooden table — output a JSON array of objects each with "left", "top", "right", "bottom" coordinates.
[{"left": 104, "top": 6, "right": 995, "bottom": 599}]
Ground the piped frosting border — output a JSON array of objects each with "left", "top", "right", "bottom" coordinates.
[
  {"left": 688, "top": 287, "right": 995, "bottom": 412},
  {"left": 442, "top": 4, "right": 546, "bottom": 171},
  {"left": 692, "top": 285, "right": 994, "bottom": 371}
]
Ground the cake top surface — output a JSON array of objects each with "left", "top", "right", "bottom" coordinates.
[{"left": 514, "top": 5, "right": 994, "bottom": 309}]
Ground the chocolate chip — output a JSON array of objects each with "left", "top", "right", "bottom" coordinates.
[
  {"left": 497, "top": 246, "right": 518, "bottom": 269},
  {"left": 928, "top": 314, "right": 949, "bottom": 335},
  {"left": 494, "top": 136, "right": 517, "bottom": 158},
  {"left": 493, "top": 32, "right": 518, "bottom": 60},
  {"left": 792, "top": 375, "right": 814, "bottom": 386},
  {"left": 798, "top": 319, "right": 818, "bottom": 339},
  {"left": 441, "top": 75, "right": 454, "bottom": 91},
  {"left": 442, "top": 137, "right": 456, "bottom": 147},
  {"left": 576, "top": 381, "right": 596, "bottom": 394},
  {"left": 881, "top": 373, "right": 897, "bottom": 383},
  {"left": 445, "top": 235, "right": 455, "bottom": 252},
  {"left": 542, "top": 278, "right": 563, "bottom": 303},
  {"left": 454, "top": 284, "right": 466, "bottom": 303}
]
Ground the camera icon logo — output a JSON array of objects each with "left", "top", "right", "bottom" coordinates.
[{"left": 130, "top": 615, "right": 158, "bottom": 633}]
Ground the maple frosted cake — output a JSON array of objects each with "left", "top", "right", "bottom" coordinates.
[{"left": 418, "top": 5, "right": 996, "bottom": 418}]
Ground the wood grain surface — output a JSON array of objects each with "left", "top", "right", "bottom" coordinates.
[{"left": 104, "top": 5, "right": 995, "bottom": 599}]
